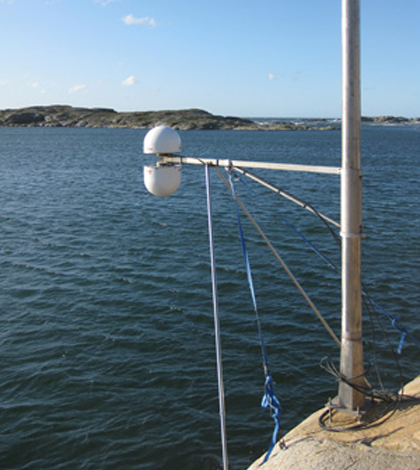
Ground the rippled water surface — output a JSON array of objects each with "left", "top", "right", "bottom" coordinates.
[{"left": 1, "top": 126, "right": 419, "bottom": 469}]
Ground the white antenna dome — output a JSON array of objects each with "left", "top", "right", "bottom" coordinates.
[
  {"left": 143, "top": 164, "right": 182, "bottom": 197},
  {"left": 143, "top": 125, "right": 181, "bottom": 154}
]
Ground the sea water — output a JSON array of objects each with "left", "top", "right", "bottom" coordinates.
[{"left": 0, "top": 125, "right": 419, "bottom": 469}]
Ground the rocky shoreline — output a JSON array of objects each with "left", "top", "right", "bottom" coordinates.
[
  {"left": 0, "top": 105, "right": 418, "bottom": 130},
  {"left": 247, "top": 375, "right": 420, "bottom": 470}
]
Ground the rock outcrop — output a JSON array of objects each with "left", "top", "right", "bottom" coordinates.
[
  {"left": 247, "top": 376, "right": 420, "bottom": 470},
  {"left": 0, "top": 106, "right": 256, "bottom": 130},
  {"left": 362, "top": 115, "right": 420, "bottom": 124}
]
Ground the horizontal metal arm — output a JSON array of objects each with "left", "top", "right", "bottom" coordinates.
[{"left": 160, "top": 155, "right": 341, "bottom": 175}]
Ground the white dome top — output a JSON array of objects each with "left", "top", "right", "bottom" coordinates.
[{"left": 143, "top": 125, "right": 182, "bottom": 154}]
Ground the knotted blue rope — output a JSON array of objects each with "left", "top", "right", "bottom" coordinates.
[
  {"left": 229, "top": 173, "right": 282, "bottom": 463},
  {"left": 261, "top": 375, "right": 283, "bottom": 462}
]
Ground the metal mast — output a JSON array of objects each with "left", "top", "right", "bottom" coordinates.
[{"left": 338, "top": 0, "right": 365, "bottom": 411}]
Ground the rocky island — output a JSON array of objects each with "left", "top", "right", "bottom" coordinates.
[
  {"left": 0, "top": 105, "right": 337, "bottom": 131},
  {"left": 361, "top": 115, "right": 420, "bottom": 124},
  {"left": 1, "top": 105, "right": 418, "bottom": 130}
]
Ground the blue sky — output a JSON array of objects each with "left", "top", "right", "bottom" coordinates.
[{"left": 0, "top": 0, "right": 419, "bottom": 117}]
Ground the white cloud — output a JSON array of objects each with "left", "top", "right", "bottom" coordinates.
[
  {"left": 30, "top": 82, "right": 46, "bottom": 94},
  {"left": 68, "top": 84, "right": 86, "bottom": 94},
  {"left": 122, "top": 75, "right": 135, "bottom": 86},
  {"left": 0, "top": 79, "right": 9, "bottom": 86},
  {"left": 268, "top": 73, "right": 276, "bottom": 81},
  {"left": 122, "top": 14, "right": 156, "bottom": 28},
  {"left": 94, "top": 0, "right": 120, "bottom": 5}
]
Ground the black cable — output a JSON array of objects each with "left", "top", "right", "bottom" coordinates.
[
  {"left": 362, "top": 284, "right": 405, "bottom": 391},
  {"left": 305, "top": 201, "right": 342, "bottom": 247},
  {"left": 318, "top": 355, "right": 420, "bottom": 432},
  {"left": 320, "top": 357, "right": 395, "bottom": 403}
]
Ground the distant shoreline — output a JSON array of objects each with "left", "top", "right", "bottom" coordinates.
[{"left": 0, "top": 105, "right": 418, "bottom": 130}]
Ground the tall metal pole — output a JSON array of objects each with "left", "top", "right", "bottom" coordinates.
[
  {"left": 338, "top": 0, "right": 365, "bottom": 410},
  {"left": 205, "top": 165, "right": 229, "bottom": 470}
]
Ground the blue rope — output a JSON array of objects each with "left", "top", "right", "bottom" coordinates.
[
  {"left": 282, "top": 212, "right": 418, "bottom": 353},
  {"left": 234, "top": 170, "right": 419, "bottom": 355},
  {"left": 261, "top": 375, "right": 282, "bottom": 463},
  {"left": 229, "top": 174, "right": 282, "bottom": 462},
  {"left": 281, "top": 214, "right": 420, "bottom": 353},
  {"left": 277, "top": 214, "right": 339, "bottom": 272},
  {"left": 366, "top": 296, "right": 420, "bottom": 354},
  {"left": 285, "top": 207, "right": 419, "bottom": 353}
]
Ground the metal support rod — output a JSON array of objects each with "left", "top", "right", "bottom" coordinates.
[
  {"left": 232, "top": 166, "right": 340, "bottom": 228},
  {"left": 214, "top": 167, "right": 341, "bottom": 348},
  {"left": 338, "top": 0, "right": 365, "bottom": 410},
  {"left": 161, "top": 155, "right": 341, "bottom": 175},
  {"left": 205, "top": 165, "right": 229, "bottom": 470}
]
